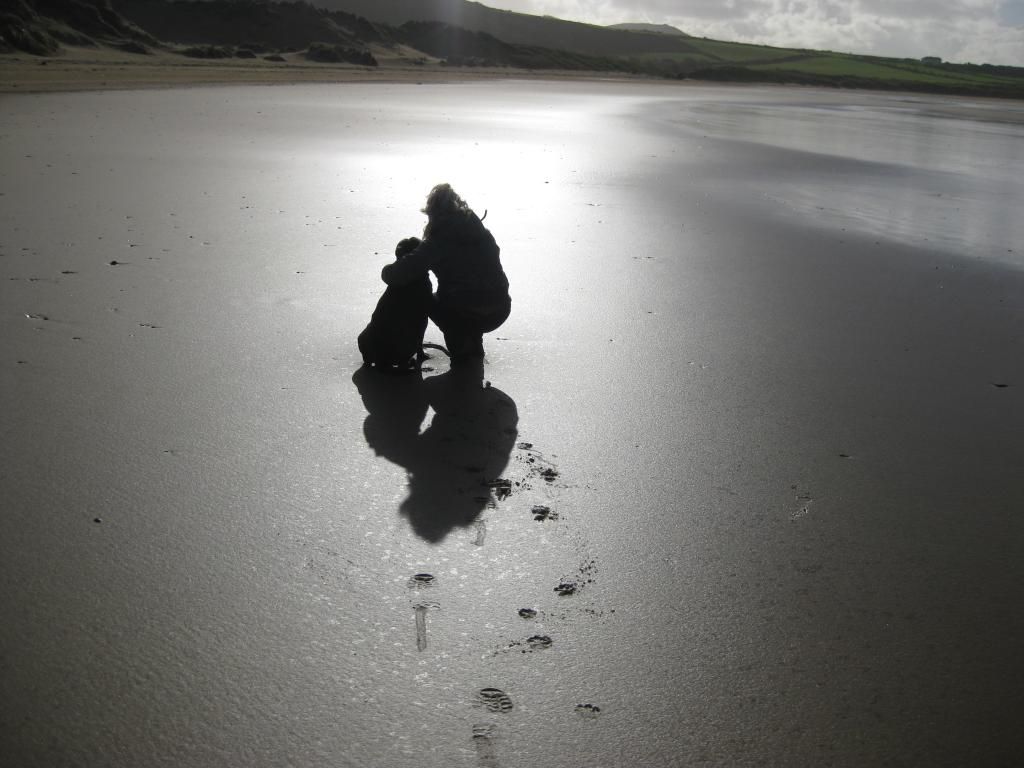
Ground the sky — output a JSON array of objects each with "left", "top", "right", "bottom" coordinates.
[{"left": 488, "top": 0, "right": 1024, "bottom": 66}]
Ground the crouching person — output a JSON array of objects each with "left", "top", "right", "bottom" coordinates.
[{"left": 381, "top": 184, "right": 511, "bottom": 368}]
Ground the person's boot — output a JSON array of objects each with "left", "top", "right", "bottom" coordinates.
[{"left": 446, "top": 333, "right": 484, "bottom": 367}]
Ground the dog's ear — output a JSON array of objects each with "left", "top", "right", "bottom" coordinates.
[{"left": 395, "top": 237, "right": 422, "bottom": 258}]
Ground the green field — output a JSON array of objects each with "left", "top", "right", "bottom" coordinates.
[
  {"left": 754, "top": 55, "right": 968, "bottom": 83},
  {"left": 627, "top": 41, "right": 1024, "bottom": 97},
  {"left": 608, "top": 25, "right": 1024, "bottom": 97},
  {"left": 686, "top": 38, "right": 807, "bottom": 63}
]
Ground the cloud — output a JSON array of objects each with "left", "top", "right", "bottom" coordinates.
[
  {"left": 492, "top": 0, "right": 1024, "bottom": 65},
  {"left": 679, "top": 1, "right": 1024, "bottom": 64},
  {"left": 999, "top": 0, "right": 1024, "bottom": 24}
]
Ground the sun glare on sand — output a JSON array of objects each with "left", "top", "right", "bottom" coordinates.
[{"left": 352, "top": 101, "right": 588, "bottom": 223}]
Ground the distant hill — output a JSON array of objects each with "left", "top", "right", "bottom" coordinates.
[
  {"left": 397, "top": 21, "right": 631, "bottom": 71},
  {"left": 111, "top": 0, "right": 388, "bottom": 51},
  {"left": 310, "top": 0, "right": 1023, "bottom": 97},
  {"left": 607, "top": 23, "right": 687, "bottom": 37},
  {"left": 1, "top": 0, "right": 156, "bottom": 55},
  {"left": 311, "top": 0, "right": 697, "bottom": 56},
  {"left": 4, "top": 0, "right": 1023, "bottom": 98},
  {"left": 104, "top": 0, "right": 630, "bottom": 70}
]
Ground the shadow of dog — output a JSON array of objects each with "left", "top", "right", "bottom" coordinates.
[{"left": 353, "top": 365, "right": 518, "bottom": 542}]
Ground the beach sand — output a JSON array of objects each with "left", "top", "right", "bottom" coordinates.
[
  {"left": 2, "top": 81, "right": 1023, "bottom": 766},
  {"left": 0, "top": 46, "right": 654, "bottom": 93}
]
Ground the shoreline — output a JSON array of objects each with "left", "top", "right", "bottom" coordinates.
[
  {"left": 6, "top": 47, "right": 1024, "bottom": 106},
  {"left": 0, "top": 46, "right": 668, "bottom": 94}
]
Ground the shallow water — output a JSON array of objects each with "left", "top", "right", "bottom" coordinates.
[
  {"left": 643, "top": 90, "right": 1024, "bottom": 264},
  {"left": 2, "top": 82, "right": 1023, "bottom": 767}
]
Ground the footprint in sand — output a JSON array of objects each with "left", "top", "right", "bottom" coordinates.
[
  {"left": 409, "top": 573, "right": 436, "bottom": 588},
  {"left": 472, "top": 724, "right": 499, "bottom": 768},
  {"left": 553, "top": 557, "right": 597, "bottom": 597},
  {"left": 531, "top": 505, "right": 558, "bottom": 522},
  {"left": 414, "top": 604, "right": 440, "bottom": 651},
  {"left": 487, "top": 478, "right": 513, "bottom": 500},
  {"left": 473, "top": 519, "right": 487, "bottom": 546},
  {"left": 790, "top": 485, "right": 813, "bottom": 520},
  {"left": 408, "top": 573, "right": 438, "bottom": 651},
  {"left": 494, "top": 634, "right": 553, "bottom": 656},
  {"left": 475, "top": 688, "right": 513, "bottom": 713}
]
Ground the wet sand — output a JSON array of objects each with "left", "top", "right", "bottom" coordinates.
[{"left": 2, "top": 82, "right": 1023, "bottom": 766}]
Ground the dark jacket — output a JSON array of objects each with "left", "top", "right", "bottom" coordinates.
[{"left": 381, "top": 212, "right": 509, "bottom": 313}]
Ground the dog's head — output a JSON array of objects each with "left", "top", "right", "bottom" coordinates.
[{"left": 395, "top": 237, "right": 422, "bottom": 259}]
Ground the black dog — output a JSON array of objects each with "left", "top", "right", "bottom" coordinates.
[{"left": 358, "top": 237, "right": 432, "bottom": 370}]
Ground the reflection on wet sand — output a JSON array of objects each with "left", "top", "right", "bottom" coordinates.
[{"left": 353, "top": 363, "right": 518, "bottom": 542}]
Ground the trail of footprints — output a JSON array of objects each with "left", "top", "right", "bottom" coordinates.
[{"left": 406, "top": 441, "right": 604, "bottom": 765}]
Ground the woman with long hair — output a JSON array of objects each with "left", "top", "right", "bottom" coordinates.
[{"left": 381, "top": 184, "right": 511, "bottom": 366}]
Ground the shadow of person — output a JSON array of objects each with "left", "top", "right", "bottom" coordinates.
[{"left": 352, "top": 363, "right": 518, "bottom": 543}]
